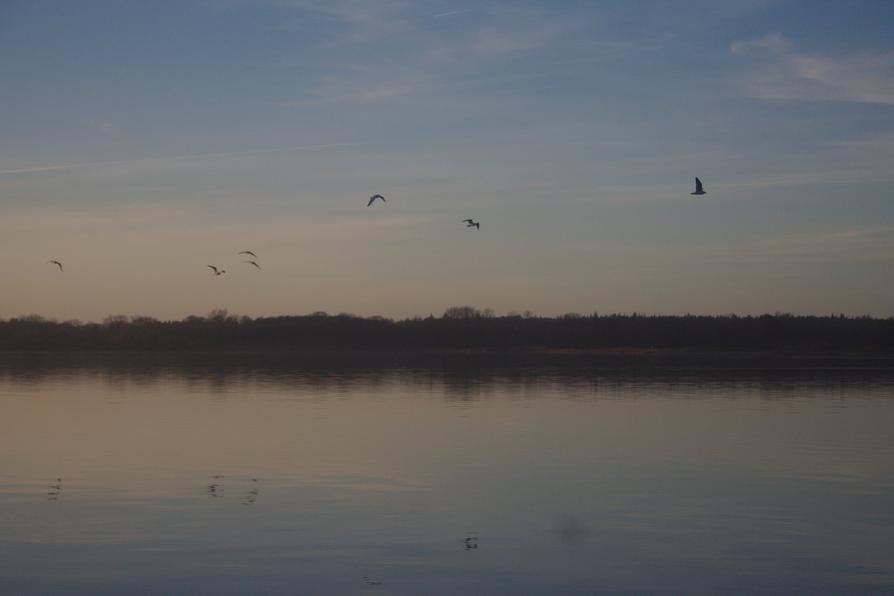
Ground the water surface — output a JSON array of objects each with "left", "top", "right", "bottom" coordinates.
[{"left": 2, "top": 355, "right": 893, "bottom": 594}]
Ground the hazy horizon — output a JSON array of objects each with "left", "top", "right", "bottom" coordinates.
[
  {"left": 2, "top": 1, "right": 894, "bottom": 321},
  {"left": 5, "top": 307, "right": 894, "bottom": 327}
]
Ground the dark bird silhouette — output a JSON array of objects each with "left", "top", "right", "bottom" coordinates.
[
  {"left": 691, "top": 177, "right": 706, "bottom": 196},
  {"left": 243, "top": 483, "right": 260, "bottom": 505},
  {"left": 465, "top": 220, "right": 480, "bottom": 230},
  {"left": 244, "top": 260, "right": 261, "bottom": 269},
  {"left": 462, "top": 219, "right": 474, "bottom": 224},
  {"left": 363, "top": 575, "right": 383, "bottom": 586},
  {"left": 367, "top": 193, "right": 386, "bottom": 206},
  {"left": 464, "top": 533, "right": 479, "bottom": 550},
  {"left": 207, "top": 265, "right": 226, "bottom": 276},
  {"left": 47, "top": 260, "right": 63, "bottom": 272},
  {"left": 238, "top": 250, "right": 257, "bottom": 258},
  {"left": 47, "top": 478, "right": 62, "bottom": 500}
]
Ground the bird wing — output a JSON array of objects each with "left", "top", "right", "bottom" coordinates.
[
  {"left": 367, "top": 196, "right": 375, "bottom": 206},
  {"left": 245, "top": 261, "right": 261, "bottom": 269},
  {"left": 49, "top": 260, "right": 63, "bottom": 271},
  {"left": 695, "top": 177, "right": 703, "bottom": 192},
  {"left": 238, "top": 251, "right": 257, "bottom": 257},
  {"left": 462, "top": 219, "right": 473, "bottom": 224},
  {"left": 207, "top": 265, "right": 218, "bottom": 273}
]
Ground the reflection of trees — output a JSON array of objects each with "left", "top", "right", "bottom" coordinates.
[{"left": 0, "top": 352, "right": 890, "bottom": 404}]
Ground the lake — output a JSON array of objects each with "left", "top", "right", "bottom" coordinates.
[{"left": 1, "top": 354, "right": 893, "bottom": 594}]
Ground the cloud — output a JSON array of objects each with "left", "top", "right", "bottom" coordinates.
[
  {"left": 458, "top": 26, "right": 556, "bottom": 54},
  {"left": 278, "top": 0, "right": 417, "bottom": 45},
  {"left": 829, "top": 131, "right": 894, "bottom": 151},
  {"left": 279, "top": 0, "right": 411, "bottom": 24},
  {"left": 280, "top": 0, "right": 582, "bottom": 58},
  {"left": 715, "top": 226, "right": 894, "bottom": 263},
  {"left": 731, "top": 33, "right": 894, "bottom": 104},
  {"left": 278, "top": 85, "right": 409, "bottom": 108},
  {"left": 0, "top": 204, "right": 436, "bottom": 239},
  {"left": 433, "top": 9, "right": 473, "bottom": 18},
  {"left": 431, "top": 14, "right": 585, "bottom": 57},
  {"left": 0, "top": 142, "right": 366, "bottom": 177},
  {"left": 729, "top": 32, "right": 789, "bottom": 55}
]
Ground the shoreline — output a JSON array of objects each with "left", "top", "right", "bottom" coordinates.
[{"left": 3, "top": 347, "right": 894, "bottom": 369}]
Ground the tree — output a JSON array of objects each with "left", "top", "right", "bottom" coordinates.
[
  {"left": 443, "top": 306, "right": 481, "bottom": 319},
  {"left": 206, "top": 309, "right": 229, "bottom": 321}
]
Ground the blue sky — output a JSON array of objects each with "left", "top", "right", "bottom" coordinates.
[{"left": 1, "top": 0, "right": 893, "bottom": 320}]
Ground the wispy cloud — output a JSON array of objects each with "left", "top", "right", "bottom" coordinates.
[
  {"left": 279, "top": 0, "right": 412, "bottom": 25},
  {"left": 274, "top": 4, "right": 590, "bottom": 109},
  {"left": 0, "top": 204, "right": 436, "bottom": 238},
  {"left": 278, "top": 85, "right": 409, "bottom": 108},
  {"left": 278, "top": 0, "right": 417, "bottom": 46},
  {"left": 731, "top": 33, "right": 894, "bottom": 104},
  {"left": 828, "top": 131, "right": 894, "bottom": 151},
  {"left": 715, "top": 226, "right": 894, "bottom": 263},
  {"left": 430, "top": 14, "right": 585, "bottom": 57},
  {"left": 280, "top": 0, "right": 583, "bottom": 57},
  {"left": 456, "top": 25, "right": 561, "bottom": 55},
  {"left": 0, "top": 142, "right": 366, "bottom": 177},
  {"left": 729, "top": 32, "right": 789, "bottom": 55},
  {"left": 433, "top": 9, "right": 473, "bottom": 19}
]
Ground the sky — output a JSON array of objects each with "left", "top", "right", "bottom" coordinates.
[{"left": 1, "top": 0, "right": 893, "bottom": 321}]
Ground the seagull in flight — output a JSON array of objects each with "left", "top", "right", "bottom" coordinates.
[
  {"left": 207, "top": 265, "right": 226, "bottom": 276},
  {"left": 463, "top": 219, "right": 480, "bottom": 230},
  {"left": 367, "top": 193, "right": 386, "bottom": 207},
  {"left": 244, "top": 260, "right": 261, "bottom": 269},
  {"left": 238, "top": 250, "right": 257, "bottom": 258},
  {"left": 47, "top": 260, "right": 63, "bottom": 272},
  {"left": 691, "top": 177, "right": 706, "bottom": 196}
]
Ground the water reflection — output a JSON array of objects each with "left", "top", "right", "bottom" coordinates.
[
  {"left": 2, "top": 351, "right": 893, "bottom": 401},
  {"left": 1, "top": 355, "right": 893, "bottom": 594}
]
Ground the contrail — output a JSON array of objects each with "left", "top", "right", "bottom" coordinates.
[{"left": 0, "top": 141, "right": 367, "bottom": 176}]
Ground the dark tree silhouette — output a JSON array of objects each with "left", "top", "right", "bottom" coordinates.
[{"left": 1, "top": 308, "right": 893, "bottom": 352}]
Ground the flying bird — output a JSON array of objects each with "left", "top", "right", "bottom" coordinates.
[
  {"left": 244, "top": 260, "right": 261, "bottom": 269},
  {"left": 47, "top": 260, "right": 63, "bottom": 272},
  {"left": 367, "top": 193, "right": 386, "bottom": 206},
  {"left": 691, "top": 177, "right": 706, "bottom": 196},
  {"left": 207, "top": 265, "right": 226, "bottom": 276},
  {"left": 238, "top": 250, "right": 257, "bottom": 258},
  {"left": 464, "top": 219, "right": 480, "bottom": 229}
]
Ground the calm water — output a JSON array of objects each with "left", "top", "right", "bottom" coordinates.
[{"left": 1, "top": 355, "right": 894, "bottom": 595}]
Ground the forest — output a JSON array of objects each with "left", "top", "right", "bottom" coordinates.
[{"left": 1, "top": 307, "right": 893, "bottom": 352}]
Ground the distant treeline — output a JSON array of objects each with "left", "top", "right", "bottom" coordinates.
[{"left": 1, "top": 307, "right": 893, "bottom": 352}]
